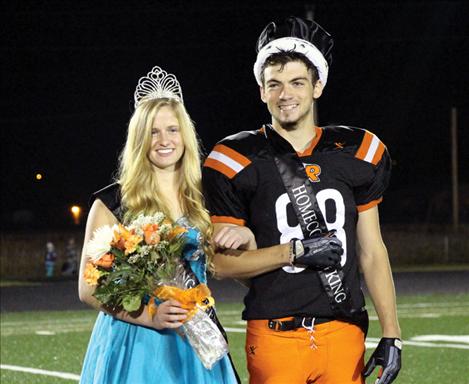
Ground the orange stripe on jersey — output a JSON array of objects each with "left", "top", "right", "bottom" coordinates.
[
  {"left": 355, "top": 130, "right": 386, "bottom": 165},
  {"left": 357, "top": 197, "right": 383, "bottom": 212},
  {"left": 371, "top": 141, "right": 386, "bottom": 165},
  {"left": 204, "top": 144, "right": 251, "bottom": 179},
  {"left": 298, "top": 127, "right": 323, "bottom": 157},
  {"left": 211, "top": 215, "right": 246, "bottom": 226},
  {"left": 204, "top": 158, "right": 237, "bottom": 179},
  {"left": 355, "top": 130, "right": 374, "bottom": 161},
  {"left": 214, "top": 144, "right": 251, "bottom": 167}
]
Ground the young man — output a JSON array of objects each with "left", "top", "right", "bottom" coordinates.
[{"left": 203, "top": 17, "right": 401, "bottom": 384}]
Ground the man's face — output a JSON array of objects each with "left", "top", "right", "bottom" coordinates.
[{"left": 260, "top": 61, "right": 322, "bottom": 129}]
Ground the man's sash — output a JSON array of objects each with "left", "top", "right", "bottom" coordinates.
[{"left": 265, "top": 126, "right": 356, "bottom": 320}]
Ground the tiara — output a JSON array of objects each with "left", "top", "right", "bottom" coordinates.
[{"left": 134, "top": 66, "right": 183, "bottom": 108}]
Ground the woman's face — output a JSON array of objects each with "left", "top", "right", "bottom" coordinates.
[{"left": 148, "top": 105, "right": 185, "bottom": 171}]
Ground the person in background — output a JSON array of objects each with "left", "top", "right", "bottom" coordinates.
[
  {"left": 62, "top": 237, "right": 78, "bottom": 276},
  {"left": 45, "top": 241, "right": 57, "bottom": 278}
]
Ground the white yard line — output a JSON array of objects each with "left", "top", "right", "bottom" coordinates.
[
  {"left": 411, "top": 335, "right": 469, "bottom": 343},
  {"left": 365, "top": 336, "right": 469, "bottom": 350},
  {"left": 369, "top": 313, "right": 444, "bottom": 320},
  {"left": 0, "top": 364, "right": 80, "bottom": 381},
  {"left": 396, "top": 340, "right": 469, "bottom": 350},
  {"left": 397, "top": 302, "right": 469, "bottom": 309},
  {"left": 1, "top": 325, "right": 93, "bottom": 337},
  {"left": 217, "top": 310, "right": 243, "bottom": 316},
  {"left": 1, "top": 317, "right": 95, "bottom": 327}
]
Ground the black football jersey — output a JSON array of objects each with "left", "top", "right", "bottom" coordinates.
[{"left": 202, "top": 125, "right": 391, "bottom": 320}]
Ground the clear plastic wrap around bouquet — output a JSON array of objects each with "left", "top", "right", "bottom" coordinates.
[
  {"left": 154, "top": 264, "right": 229, "bottom": 369},
  {"left": 83, "top": 213, "right": 228, "bottom": 369}
]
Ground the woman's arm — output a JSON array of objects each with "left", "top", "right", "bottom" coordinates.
[
  {"left": 78, "top": 199, "right": 187, "bottom": 330},
  {"left": 211, "top": 223, "right": 290, "bottom": 279},
  {"left": 213, "top": 223, "right": 257, "bottom": 251}
]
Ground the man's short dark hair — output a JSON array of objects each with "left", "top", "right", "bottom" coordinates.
[{"left": 260, "top": 51, "right": 319, "bottom": 85}]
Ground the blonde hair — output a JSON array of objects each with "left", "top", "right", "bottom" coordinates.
[{"left": 117, "top": 98, "right": 213, "bottom": 264}]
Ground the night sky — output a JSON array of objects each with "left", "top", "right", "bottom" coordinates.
[{"left": 2, "top": 0, "right": 468, "bottom": 230}]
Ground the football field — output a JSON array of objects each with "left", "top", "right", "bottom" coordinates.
[{"left": 1, "top": 293, "right": 468, "bottom": 383}]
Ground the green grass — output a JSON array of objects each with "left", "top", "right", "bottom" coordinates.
[
  {"left": 1, "top": 294, "right": 469, "bottom": 383},
  {"left": 0, "top": 280, "right": 42, "bottom": 287},
  {"left": 391, "top": 264, "right": 469, "bottom": 272}
]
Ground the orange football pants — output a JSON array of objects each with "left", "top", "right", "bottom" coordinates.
[{"left": 246, "top": 318, "right": 365, "bottom": 384}]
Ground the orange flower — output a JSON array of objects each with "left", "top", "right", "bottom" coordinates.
[
  {"left": 112, "top": 224, "right": 142, "bottom": 255},
  {"left": 93, "top": 253, "right": 115, "bottom": 269},
  {"left": 143, "top": 223, "right": 160, "bottom": 245},
  {"left": 84, "top": 262, "right": 101, "bottom": 286},
  {"left": 167, "top": 225, "right": 187, "bottom": 240},
  {"left": 124, "top": 233, "right": 142, "bottom": 255},
  {"left": 111, "top": 224, "right": 127, "bottom": 250}
]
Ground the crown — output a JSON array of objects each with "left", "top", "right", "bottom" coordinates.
[
  {"left": 134, "top": 66, "right": 184, "bottom": 108},
  {"left": 253, "top": 17, "right": 333, "bottom": 87}
]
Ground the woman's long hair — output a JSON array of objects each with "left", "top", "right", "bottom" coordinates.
[{"left": 117, "top": 98, "right": 213, "bottom": 264}]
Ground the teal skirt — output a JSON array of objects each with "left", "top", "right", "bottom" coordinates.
[{"left": 80, "top": 312, "right": 238, "bottom": 383}]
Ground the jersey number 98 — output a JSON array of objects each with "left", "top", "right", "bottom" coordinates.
[{"left": 275, "top": 188, "right": 347, "bottom": 273}]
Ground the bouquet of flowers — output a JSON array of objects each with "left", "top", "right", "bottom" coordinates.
[{"left": 83, "top": 213, "right": 228, "bottom": 369}]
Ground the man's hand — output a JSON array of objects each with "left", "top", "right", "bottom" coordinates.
[
  {"left": 292, "top": 233, "right": 343, "bottom": 269},
  {"left": 363, "top": 338, "right": 402, "bottom": 384}
]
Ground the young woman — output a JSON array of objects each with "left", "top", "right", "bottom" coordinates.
[{"left": 78, "top": 66, "right": 239, "bottom": 383}]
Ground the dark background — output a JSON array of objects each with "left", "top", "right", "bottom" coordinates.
[{"left": 2, "top": 0, "right": 468, "bottom": 230}]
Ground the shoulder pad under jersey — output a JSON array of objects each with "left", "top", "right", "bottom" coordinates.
[
  {"left": 321, "top": 125, "right": 387, "bottom": 165},
  {"left": 204, "top": 128, "right": 266, "bottom": 179}
]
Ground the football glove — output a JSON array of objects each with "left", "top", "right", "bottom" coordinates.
[
  {"left": 363, "top": 337, "right": 402, "bottom": 384},
  {"left": 291, "top": 232, "right": 343, "bottom": 269}
]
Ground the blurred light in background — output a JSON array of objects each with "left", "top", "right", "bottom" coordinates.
[
  {"left": 35, "top": 173, "right": 43, "bottom": 181},
  {"left": 70, "top": 205, "right": 82, "bottom": 225}
]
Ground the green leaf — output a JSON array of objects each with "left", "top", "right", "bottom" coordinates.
[
  {"left": 111, "top": 247, "right": 125, "bottom": 261},
  {"left": 122, "top": 294, "right": 142, "bottom": 312}
]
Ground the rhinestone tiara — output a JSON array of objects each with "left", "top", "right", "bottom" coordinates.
[{"left": 134, "top": 66, "right": 183, "bottom": 108}]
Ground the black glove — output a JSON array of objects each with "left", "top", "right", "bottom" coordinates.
[
  {"left": 363, "top": 337, "right": 402, "bottom": 384},
  {"left": 291, "top": 232, "right": 343, "bottom": 269}
]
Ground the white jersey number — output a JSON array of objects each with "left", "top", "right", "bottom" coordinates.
[{"left": 275, "top": 188, "right": 347, "bottom": 273}]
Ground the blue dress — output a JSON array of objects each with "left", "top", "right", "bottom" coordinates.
[{"left": 80, "top": 221, "right": 238, "bottom": 384}]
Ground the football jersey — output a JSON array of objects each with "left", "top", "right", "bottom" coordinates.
[{"left": 202, "top": 125, "right": 391, "bottom": 320}]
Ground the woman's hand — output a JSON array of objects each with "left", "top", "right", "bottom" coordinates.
[
  {"left": 213, "top": 224, "right": 257, "bottom": 250},
  {"left": 152, "top": 299, "right": 188, "bottom": 330}
]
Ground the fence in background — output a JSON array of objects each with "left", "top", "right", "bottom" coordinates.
[
  {"left": 1, "top": 226, "right": 468, "bottom": 280},
  {"left": 1, "top": 230, "right": 83, "bottom": 280},
  {"left": 382, "top": 226, "right": 468, "bottom": 266}
]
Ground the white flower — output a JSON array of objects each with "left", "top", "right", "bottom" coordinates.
[
  {"left": 138, "top": 244, "right": 152, "bottom": 256},
  {"left": 128, "top": 254, "right": 144, "bottom": 264},
  {"left": 159, "top": 223, "right": 171, "bottom": 235},
  {"left": 87, "top": 225, "right": 115, "bottom": 261},
  {"left": 128, "top": 213, "right": 166, "bottom": 236},
  {"left": 156, "top": 240, "right": 169, "bottom": 250}
]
